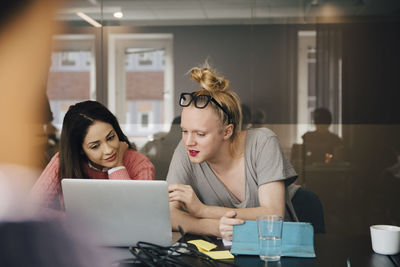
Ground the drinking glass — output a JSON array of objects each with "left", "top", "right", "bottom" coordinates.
[{"left": 257, "top": 214, "right": 284, "bottom": 261}]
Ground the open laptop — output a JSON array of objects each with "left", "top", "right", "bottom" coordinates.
[{"left": 61, "top": 179, "right": 172, "bottom": 247}]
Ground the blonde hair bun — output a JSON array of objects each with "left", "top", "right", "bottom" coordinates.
[{"left": 190, "top": 67, "right": 229, "bottom": 92}]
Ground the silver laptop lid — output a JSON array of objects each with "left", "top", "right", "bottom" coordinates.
[{"left": 61, "top": 179, "right": 172, "bottom": 247}]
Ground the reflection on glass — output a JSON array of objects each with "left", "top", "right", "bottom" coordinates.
[
  {"left": 47, "top": 50, "right": 94, "bottom": 130},
  {"left": 50, "top": 0, "right": 400, "bottom": 237},
  {"left": 124, "top": 49, "right": 165, "bottom": 147}
]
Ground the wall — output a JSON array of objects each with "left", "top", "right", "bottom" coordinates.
[{"left": 105, "top": 24, "right": 300, "bottom": 125}]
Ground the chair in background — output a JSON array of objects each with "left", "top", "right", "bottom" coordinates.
[{"left": 291, "top": 187, "right": 326, "bottom": 233}]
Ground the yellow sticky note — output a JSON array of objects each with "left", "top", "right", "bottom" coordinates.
[
  {"left": 203, "top": 250, "right": 234, "bottom": 260},
  {"left": 198, "top": 247, "right": 207, "bottom": 253},
  {"left": 188, "top": 239, "right": 217, "bottom": 252}
]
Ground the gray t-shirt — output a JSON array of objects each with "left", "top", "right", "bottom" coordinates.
[{"left": 166, "top": 128, "right": 299, "bottom": 220}]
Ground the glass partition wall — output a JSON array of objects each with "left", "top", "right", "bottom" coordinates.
[{"left": 52, "top": 0, "right": 400, "bottom": 235}]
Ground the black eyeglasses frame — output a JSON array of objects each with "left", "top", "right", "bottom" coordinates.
[{"left": 179, "top": 92, "right": 231, "bottom": 124}]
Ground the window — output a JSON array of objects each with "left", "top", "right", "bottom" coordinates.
[
  {"left": 61, "top": 52, "right": 76, "bottom": 67},
  {"left": 108, "top": 34, "right": 174, "bottom": 149},
  {"left": 47, "top": 35, "right": 96, "bottom": 130},
  {"left": 297, "top": 30, "right": 342, "bottom": 143},
  {"left": 141, "top": 113, "right": 149, "bottom": 127},
  {"left": 138, "top": 52, "right": 154, "bottom": 66},
  {"left": 138, "top": 111, "right": 153, "bottom": 130},
  {"left": 297, "top": 31, "right": 317, "bottom": 143}
]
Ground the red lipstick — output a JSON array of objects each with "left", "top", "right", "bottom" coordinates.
[{"left": 189, "top": 150, "right": 199, "bottom": 157}]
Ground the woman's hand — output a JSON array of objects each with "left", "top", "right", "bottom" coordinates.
[
  {"left": 168, "top": 184, "right": 206, "bottom": 217},
  {"left": 115, "top": 141, "right": 129, "bottom": 167},
  {"left": 219, "top": 211, "right": 244, "bottom": 241}
]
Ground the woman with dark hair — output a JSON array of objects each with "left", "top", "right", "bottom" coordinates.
[{"left": 31, "top": 100, "right": 154, "bottom": 212}]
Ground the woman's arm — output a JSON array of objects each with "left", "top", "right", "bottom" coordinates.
[
  {"left": 169, "top": 181, "right": 285, "bottom": 240},
  {"left": 108, "top": 148, "right": 155, "bottom": 180},
  {"left": 202, "top": 181, "right": 285, "bottom": 219},
  {"left": 30, "top": 153, "right": 61, "bottom": 210},
  {"left": 169, "top": 181, "right": 285, "bottom": 219},
  {"left": 169, "top": 201, "right": 221, "bottom": 237}
]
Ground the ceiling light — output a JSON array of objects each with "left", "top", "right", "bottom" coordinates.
[
  {"left": 113, "top": 11, "right": 123, "bottom": 19},
  {"left": 76, "top": 12, "right": 102, "bottom": 27}
]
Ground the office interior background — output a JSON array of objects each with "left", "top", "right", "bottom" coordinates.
[{"left": 46, "top": 0, "right": 399, "bottom": 235}]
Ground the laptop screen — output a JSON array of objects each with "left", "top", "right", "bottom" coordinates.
[{"left": 61, "top": 179, "right": 172, "bottom": 247}]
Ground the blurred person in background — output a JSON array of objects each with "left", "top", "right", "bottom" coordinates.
[
  {"left": 140, "top": 116, "right": 182, "bottom": 180},
  {"left": 0, "top": 1, "right": 108, "bottom": 266},
  {"left": 42, "top": 93, "right": 59, "bottom": 167},
  {"left": 240, "top": 104, "right": 252, "bottom": 130},
  {"left": 302, "top": 107, "right": 344, "bottom": 164},
  {"left": 0, "top": 0, "right": 59, "bottom": 218}
]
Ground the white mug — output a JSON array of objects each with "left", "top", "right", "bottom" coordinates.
[{"left": 370, "top": 225, "right": 400, "bottom": 255}]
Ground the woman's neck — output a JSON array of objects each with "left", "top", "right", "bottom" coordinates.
[
  {"left": 207, "top": 130, "right": 246, "bottom": 174},
  {"left": 87, "top": 160, "right": 109, "bottom": 172}
]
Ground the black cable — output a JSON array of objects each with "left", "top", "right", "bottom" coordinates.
[
  {"left": 177, "top": 225, "right": 186, "bottom": 243},
  {"left": 114, "top": 227, "right": 237, "bottom": 266},
  {"left": 138, "top": 241, "right": 236, "bottom": 266},
  {"left": 114, "top": 240, "right": 237, "bottom": 266}
]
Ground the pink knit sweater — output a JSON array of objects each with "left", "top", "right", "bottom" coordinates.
[{"left": 31, "top": 149, "right": 155, "bottom": 211}]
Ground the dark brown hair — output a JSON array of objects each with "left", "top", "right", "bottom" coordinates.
[{"left": 58, "top": 100, "right": 133, "bottom": 181}]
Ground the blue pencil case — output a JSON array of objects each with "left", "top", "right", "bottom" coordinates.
[{"left": 230, "top": 221, "right": 316, "bottom": 258}]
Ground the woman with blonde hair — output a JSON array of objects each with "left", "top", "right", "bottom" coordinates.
[{"left": 167, "top": 66, "right": 298, "bottom": 240}]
